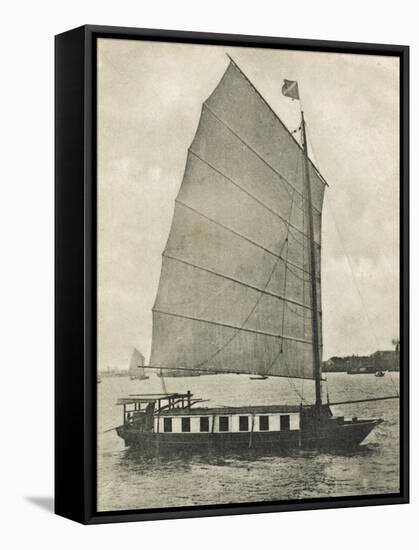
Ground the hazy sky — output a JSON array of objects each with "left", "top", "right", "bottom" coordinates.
[{"left": 97, "top": 38, "right": 399, "bottom": 369}]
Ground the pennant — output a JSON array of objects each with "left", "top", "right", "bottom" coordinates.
[{"left": 282, "top": 79, "right": 299, "bottom": 100}]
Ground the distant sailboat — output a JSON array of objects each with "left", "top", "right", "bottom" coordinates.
[
  {"left": 116, "top": 57, "right": 398, "bottom": 453},
  {"left": 129, "top": 348, "right": 149, "bottom": 380}
]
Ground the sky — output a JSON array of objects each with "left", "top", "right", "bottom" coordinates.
[{"left": 97, "top": 38, "right": 399, "bottom": 370}]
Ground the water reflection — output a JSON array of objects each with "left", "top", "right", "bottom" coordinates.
[{"left": 121, "top": 439, "right": 377, "bottom": 465}]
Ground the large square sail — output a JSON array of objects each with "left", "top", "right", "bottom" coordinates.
[{"left": 150, "top": 60, "right": 326, "bottom": 379}]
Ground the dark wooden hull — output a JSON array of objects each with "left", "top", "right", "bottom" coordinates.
[
  {"left": 300, "top": 419, "right": 381, "bottom": 449},
  {"left": 116, "top": 419, "right": 381, "bottom": 455}
]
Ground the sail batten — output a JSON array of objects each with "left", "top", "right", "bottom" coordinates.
[
  {"left": 188, "top": 148, "right": 321, "bottom": 246},
  {"left": 150, "top": 60, "right": 325, "bottom": 379},
  {"left": 162, "top": 253, "right": 313, "bottom": 311},
  {"left": 143, "top": 364, "right": 315, "bottom": 381},
  {"left": 153, "top": 309, "right": 313, "bottom": 345},
  {"left": 201, "top": 102, "right": 322, "bottom": 216},
  {"left": 175, "top": 199, "right": 312, "bottom": 275}
]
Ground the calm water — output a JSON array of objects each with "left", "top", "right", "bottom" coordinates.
[{"left": 97, "top": 372, "right": 400, "bottom": 511}]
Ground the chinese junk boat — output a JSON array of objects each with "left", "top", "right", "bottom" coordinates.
[
  {"left": 129, "top": 348, "right": 149, "bottom": 381},
  {"left": 116, "top": 57, "right": 396, "bottom": 454}
]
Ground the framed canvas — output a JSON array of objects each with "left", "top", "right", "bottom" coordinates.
[{"left": 55, "top": 25, "right": 409, "bottom": 524}]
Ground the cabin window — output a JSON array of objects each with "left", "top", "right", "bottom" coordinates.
[
  {"left": 280, "top": 415, "right": 290, "bottom": 430},
  {"left": 200, "top": 416, "right": 209, "bottom": 432},
  {"left": 181, "top": 417, "right": 191, "bottom": 432},
  {"left": 163, "top": 418, "right": 172, "bottom": 433},
  {"left": 239, "top": 416, "right": 249, "bottom": 431},
  {"left": 219, "top": 416, "right": 229, "bottom": 432},
  {"left": 259, "top": 416, "right": 269, "bottom": 431}
]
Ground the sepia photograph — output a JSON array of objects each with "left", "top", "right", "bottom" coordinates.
[
  {"left": 2, "top": 0, "right": 416, "bottom": 543},
  {"left": 96, "top": 37, "right": 401, "bottom": 513}
]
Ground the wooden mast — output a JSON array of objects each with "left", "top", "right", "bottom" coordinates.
[{"left": 301, "top": 111, "right": 322, "bottom": 410}]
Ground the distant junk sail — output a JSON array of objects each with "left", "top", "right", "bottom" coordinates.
[
  {"left": 150, "top": 59, "right": 326, "bottom": 380},
  {"left": 129, "top": 348, "right": 148, "bottom": 380}
]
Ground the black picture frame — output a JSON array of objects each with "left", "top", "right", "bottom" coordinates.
[{"left": 55, "top": 24, "right": 409, "bottom": 525}]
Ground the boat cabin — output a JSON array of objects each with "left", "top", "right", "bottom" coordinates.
[{"left": 117, "top": 392, "right": 301, "bottom": 434}]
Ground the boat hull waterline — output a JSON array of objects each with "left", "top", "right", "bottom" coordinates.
[
  {"left": 115, "top": 393, "right": 384, "bottom": 455},
  {"left": 117, "top": 420, "right": 382, "bottom": 454}
]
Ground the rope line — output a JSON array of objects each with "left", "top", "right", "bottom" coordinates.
[
  {"left": 263, "top": 154, "right": 308, "bottom": 403},
  {"left": 307, "top": 128, "right": 399, "bottom": 400},
  {"left": 176, "top": 199, "right": 311, "bottom": 276},
  {"left": 160, "top": 195, "right": 296, "bottom": 377},
  {"left": 189, "top": 149, "right": 320, "bottom": 246}
]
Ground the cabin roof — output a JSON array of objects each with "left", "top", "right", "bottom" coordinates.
[
  {"left": 117, "top": 394, "right": 301, "bottom": 414},
  {"left": 160, "top": 404, "right": 300, "bottom": 416},
  {"left": 117, "top": 392, "right": 192, "bottom": 405}
]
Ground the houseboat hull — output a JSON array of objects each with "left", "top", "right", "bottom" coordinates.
[
  {"left": 115, "top": 394, "right": 383, "bottom": 456},
  {"left": 116, "top": 418, "right": 381, "bottom": 455}
]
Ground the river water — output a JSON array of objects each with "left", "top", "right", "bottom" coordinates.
[{"left": 97, "top": 372, "right": 400, "bottom": 512}]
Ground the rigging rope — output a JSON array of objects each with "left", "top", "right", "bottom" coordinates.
[
  {"left": 285, "top": 301, "right": 312, "bottom": 319},
  {"left": 159, "top": 369, "right": 169, "bottom": 395},
  {"left": 159, "top": 189, "right": 297, "bottom": 388},
  {"left": 158, "top": 159, "right": 307, "bottom": 402},
  {"left": 306, "top": 131, "right": 399, "bottom": 399},
  {"left": 190, "top": 206, "right": 292, "bottom": 372},
  {"left": 299, "top": 144, "right": 307, "bottom": 402},
  {"left": 263, "top": 153, "right": 308, "bottom": 403}
]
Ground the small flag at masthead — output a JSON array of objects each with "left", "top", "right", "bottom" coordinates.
[{"left": 282, "top": 79, "right": 299, "bottom": 100}]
